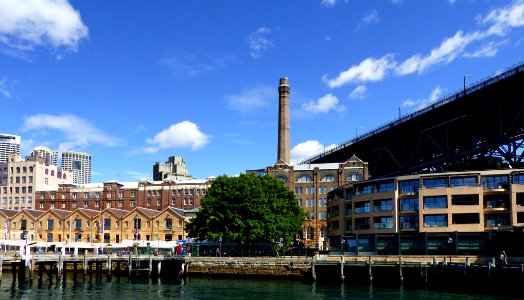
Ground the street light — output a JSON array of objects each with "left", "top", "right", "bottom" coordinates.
[{"left": 463, "top": 75, "right": 472, "bottom": 94}]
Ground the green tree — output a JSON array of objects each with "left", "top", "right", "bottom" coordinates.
[{"left": 186, "top": 173, "right": 304, "bottom": 245}]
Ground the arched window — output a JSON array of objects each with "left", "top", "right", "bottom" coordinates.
[
  {"left": 51, "top": 170, "right": 55, "bottom": 176},
  {"left": 321, "top": 174, "right": 336, "bottom": 182},
  {"left": 29, "top": 166, "right": 33, "bottom": 173},
  {"left": 347, "top": 173, "right": 362, "bottom": 181},
  {"left": 22, "top": 167, "right": 27, "bottom": 173},
  {"left": 16, "top": 167, "right": 20, "bottom": 173},
  {"left": 296, "top": 175, "right": 312, "bottom": 183},
  {"left": 45, "top": 169, "right": 48, "bottom": 175},
  {"left": 276, "top": 175, "right": 288, "bottom": 182}
]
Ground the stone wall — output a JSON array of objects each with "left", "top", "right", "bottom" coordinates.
[{"left": 185, "top": 257, "right": 311, "bottom": 279}]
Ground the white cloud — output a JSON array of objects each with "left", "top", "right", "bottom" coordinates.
[
  {"left": 401, "top": 86, "right": 445, "bottom": 110},
  {"left": 290, "top": 140, "right": 337, "bottom": 164},
  {"left": 481, "top": 0, "right": 524, "bottom": 36},
  {"left": 464, "top": 41, "right": 503, "bottom": 58},
  {"left": 323, "top": 54, "right": 395, "bottom": 88},
  {"left": 396, "top": 31, "right": 484, "bottom": 75},
  {"left": 321, "top": 0, "right": 336, "bottom": 7},
  {"left": 144, "top": 121, "right": 210, "bottom": 153},
  {"left": 226, "top": 86, "right": 274, "bottom": 113},
  {"left": 356, "top": 9, "right": 380, "bottom": 31},
  {"left": 22, "top": 114, "right": 120, "bottom": 151},
  {"left": 302, "top": 93, "right": 343, "bottom": 114},
  {"left": 0, "top": 0, "right": 88, "bottom": 51},
  {"left": 0, "top": 78, "right": 12, "bottom": 98},
  {"left": 160, "top": 50, "right": 238, "bottom": 77},
  {"left": 247, "top": 27, "right": 273, "bottom": 58},
  {"left": 125, "top": 171, "right": 150, "bottom": 181},
  {"left": 348, "top": 85, "right": 367, "bottom": 100}
]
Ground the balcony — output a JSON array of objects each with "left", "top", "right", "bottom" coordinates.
[
  {"left": 354, "top": 207, "right": 370, "bottom": 214},
  {"left": 400, "top": 222, "right": 419, "bottom": 230},
  {"left": 373, "top": 204, "right": 393, "bottom": 212},
  {"left": 373, "top": 222, "right": 393, "bottom": 229}
]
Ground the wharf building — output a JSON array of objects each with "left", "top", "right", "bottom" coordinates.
[
  {"left": 0, "top": 134, "right": 20, "bottom": 163},
  {"left": 61, "top": 151, "right": 92, "bottom": 184},
  {"left": 266, "top": 78, "right": 369, "bottom": 249},
  {"left": 0, "top": 206, "right": 190, "bottom": 244},
  {"left": 0, "top": 153, "right": 73, "bottom": 211},
  {"left": 327, "top": 169, "right": 524, "bottom": 255}
]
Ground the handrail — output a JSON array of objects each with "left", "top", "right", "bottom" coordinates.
[{"left": 299, "top": 61, "right": 524, "bottom": 165}]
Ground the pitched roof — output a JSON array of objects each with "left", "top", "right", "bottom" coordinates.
[
  {"left": 47, "top": 209, "right": 71, "bottom": 219},
  {"left": 0, "top": 209, "right": 19, "bottom": 218}
]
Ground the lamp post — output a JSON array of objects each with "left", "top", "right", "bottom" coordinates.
[
  {"left": 340, "top": 238, "right": 344, "bottom": 255},
  {"left": 219, "top": 237, "right": 222, "bottom": 257},
  {"left": 463, "top": 75, "right": 472, "bottom": 94}
]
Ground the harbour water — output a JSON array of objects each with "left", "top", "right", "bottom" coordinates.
[{"left": 0, "top": 273, "right": 520, "bottom": 300}]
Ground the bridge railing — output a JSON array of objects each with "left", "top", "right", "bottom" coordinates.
[{"left": 298, "top": 60, "right": 524, "bottom": 165}]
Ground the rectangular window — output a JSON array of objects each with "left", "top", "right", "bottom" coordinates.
[
  {"left": 400, "top": 198, "right": 419, "bottom": 211},
  {"left": 514, "top": 174, "right": 524, "bottom": 184},
  {"left": 166, "top": 218, "right": 173, "bottom": 229},
  {"left": 451, "top": 194, "right": 479, "bottom": 206},
  {"left": 482, "top": 175, "right": 509, "bottom": 189},
  {"left": 373, "top": 199, "right": 392, "bottom": 212},
  {"left": 373, "top": 216, "right": 393, "bottom": 229},
  {"left": 376, "top": 181, "right": 394, "bottom": 192},
  {"left": 423, "top": 196, "right": 447, "bottom": 209},
  {"left": 399, "top": 215, "right": 419, "bottom": 229},
  {"left": 354, "top": 201, "right": 371, "bottom": 214},
  {"left": 450, "top": 176, "right": 478, "bottom": 187},
  {"left": 75, "top": 219, "right": 82, "bottom": 230},
  {"left": 423, "top": 178, "right": 447, "bottom": 188},
  {"left": 48, "top": 219, "right": 54, "bottom": 230},
  {"left": 424, "top": 214, "right": 448, "bottom": 227}
]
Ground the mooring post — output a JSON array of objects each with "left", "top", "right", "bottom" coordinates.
[
  {"left": 340, "top": 255, "right": 345, "bottom": 281},
  {"left": 128, "top": 254, "right": 132, "bottom": 277},
  {"left": 30, "top": 258, "right": 35, "bottom": 282},
  {"left": 466, "top": 256, "right": 470, "bottom": 266},
  {"left": 368, "top": 256, "right": 373, "bottom": 283},
  {"left": 83, "top": 255, "right": 88, "bottom": 277},
  {"left": 399, "top": 256, "right": 403, "bottom": 283},
  {"left": 520, "top": 264, "right": 524, "bottom": 281},
  {"left": 57, "top": 255, "right": 63, "bottom": 281},
  {"left": 0, "top": 256, "right": 3, "bottom": 283},
  {"left": 11, "top": 261, "right": 17, "bottom": 285},
  {"left": 108, "top": 256, "right": 112, "bottom": 276},
  {"left": 157, "top": 261, "right": 161, "bottom": 277},
  {"left": 149, "top": 256, "right": 153, "bottom": 277},
  {"left": 312, "top": 255, "right": 317, "bottom": 281}
]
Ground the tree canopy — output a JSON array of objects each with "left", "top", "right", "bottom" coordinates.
[{"left": 185, "top": 173, "right": 304, "bottom": 245}]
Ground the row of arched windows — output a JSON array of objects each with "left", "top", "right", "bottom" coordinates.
[{"left": 276, "top": 173, "right": 362, "bottom": 183}]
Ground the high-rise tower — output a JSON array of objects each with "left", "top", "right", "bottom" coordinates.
[
  {"left": 61, "top": 151, "right": 92, "bottom": 184},
  {"left": 277, "top": 77, "right": 290, "bottom": 165},
  {"left": 0, "top": 134, "right": 20, "bottom": 163}
]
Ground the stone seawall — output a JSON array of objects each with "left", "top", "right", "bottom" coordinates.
[{"left": 184, "top": 257, "right": 311, "bottom": 279}]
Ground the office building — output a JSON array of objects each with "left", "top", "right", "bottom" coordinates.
[
  {"left": 31, "top": 146, "right": 59, "bottom": 166},
  {"left": 62, "top": 151, "right": 92, "bottom": 184},
  {"left": 153, "top": 156, "right": 192, "bottom": 181},
  {"left": 0, "top": 134, "right": 20, "bottom": 163}
]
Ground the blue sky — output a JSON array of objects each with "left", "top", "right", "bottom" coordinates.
[{"left": 1, "top": 0, "right": 524, "bottom": 182}]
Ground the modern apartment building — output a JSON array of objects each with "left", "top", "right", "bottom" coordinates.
[
  {"left": 61, "top": 151, "right": 92, "bottom": 184},
  {"left": 153, "top": 156, "right": 193, "bottom": 181},
  {"left": 0, "top": 153, "right": 73, "bottom": 210},
  {"left": 31, "top": 146, "right": 59, "bottom": 166},
  {"left": 0, "top": 134, "right": 20, "bottom": 163},
  {"left": 327, "top": 169, "right": 524, "bottom": 256}
]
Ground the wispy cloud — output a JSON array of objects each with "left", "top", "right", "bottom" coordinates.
[
  {"left": 302, "top": 93, "right": 344, "bottom": 114},
  {"left": 22, "top": 114, "right": 120, "bottom": 152},
  {"left": 401, "top": 86, "right": 445, "bottom": 110},
  {"left": 160, "top": 49, "right": 238, "bottom": 77},
  {"left": 0, "top": 77, "right": 12, "bottom": 98},
  {"left": 290, "top": 140, "right": 337, "bottom": 165},
  {"left": 323, "top": 1, "right": 524, "bottom": 89},
  {"left": 247, "top": 27, "right": 273, "bottom": 58},
  {"left": 323, "top": 54, "right": 396, "bottom": 88},
  {"left": 321, "top": 0, "right": 337, "bottom": 8},
  {"left": 348, "top": 85, "right": 367, "bottom": 100},
  {"left": 143, "top": 121, "right": 210, "bottom": 153},
  {"left": 226, "top": 86, "right": 275, "bottom": 113},
  {"left": 125, "top": 171, "right": 150, "bottom": 181},
  {"left": 0, "top": 0, "right": 88, "bottom": 53},
  {"left": 356, "top": 9, "right": 380, "bottom": 31}
]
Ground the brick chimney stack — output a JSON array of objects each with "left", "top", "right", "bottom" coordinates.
[{"left": 277, "top": 77, "right": 290, "bottom": 165}]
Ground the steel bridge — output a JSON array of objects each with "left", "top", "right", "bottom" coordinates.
[{"left": 301, "top": 62, "right": 524, "bottom": 179}]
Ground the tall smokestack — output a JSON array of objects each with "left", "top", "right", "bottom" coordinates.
[{"left": 277, "top": 77, "right": 290, "bottom": 165}]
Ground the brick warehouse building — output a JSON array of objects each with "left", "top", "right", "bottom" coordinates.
[{"left": 35, "top": 178, "right": 213, "bottom": 212}]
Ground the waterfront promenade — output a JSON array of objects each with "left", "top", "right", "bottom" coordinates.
[{"left": 1, "top": 252, "right": 523, "bottom": 287}]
